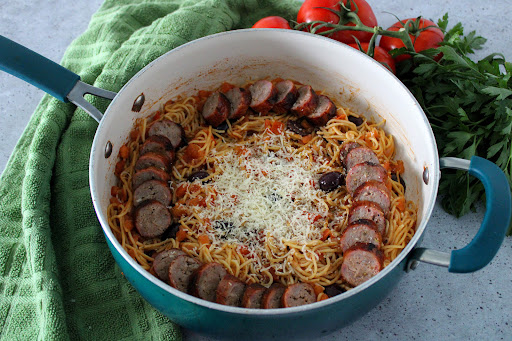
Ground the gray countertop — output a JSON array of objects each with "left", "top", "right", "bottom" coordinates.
[{"left": 1, "top": 1, "right": 511, "bottom": 340}]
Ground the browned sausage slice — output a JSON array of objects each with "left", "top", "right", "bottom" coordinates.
[
  {"left": 261, "top": 282, "right": 286, "bottom": 309},
  {"left": 168, "top": 255, "right": 202, "bottom": 292},
  {"left": 345, "top": 147, "right": 379, "bottom": 171},
  {"left": 340, "top": 141, "right": 361, "bottom": 167},
  {"left": 225, "top": 87, "right": 251, "bottom": 120},
  {"left": 140, "top": 135, "right": 175, "bottom": 163},
  {"left": 152, "top": 248, "right": 187, "bottom": 281},
  {"left": 291, "top": 85, "right": 318, "bottom": 117},
  {"left": 148, "top": 120, "right": 186, "bottom": 149},
  {"left": 241, "top": 283, "right": 267, "bottom": 308},
  {"left": 215, "top": 274, "right": 246, "bottom": 307},
  {"left": 134, "top": 199, "right": 172, "bottom": 238},
  {"left": 346, "top": 162, "right": 388, "bottom": 195},
  {"left": 190, "top": 262, "right": 228, "bottom": 302},
  {"left": 281, "top": 283, "right": 316, "bottom": 308},
  {"left": 348, "top": 201, "right": 387, "bottom": 235},
  {"left": 307, "top": 95, "right": 336, "bottom": 126},
  {"left": 273, "top": 80, "right": 298, "bottom": 114},
  {"left": 353, "top": 180, "right": 392, "bottom": 215},
  {"left": 249, "top": 80, "right": 278, "bottom": 114},
  {"left": 341, "top": 243, "right": 383, "bottom": 287},
  {"left": 134, "top": 152, "right": 171, "bottom": 172},
  {"left": 339, "top": 219, "right": 382, "bottom": 252},
  {"left": 202, "top": 91, "right": 230, "bottom": 127},
  {"left": 133, "top": 179, "right": 172, "bottom": 206},
  {"left": 132, "top": 166, "right": 170, "bottom": 189}
]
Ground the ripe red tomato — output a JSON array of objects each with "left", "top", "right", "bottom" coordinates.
[
  {"left": 252, "top": 16, "right": 291, "bottom": 29},
  {"left": 348, "top": 43, "right": 396, "bottom": 74},
  {"left": 379, "top": 18, "right": 444, "bottom": 62},
  {"left": 297, "top": 0, "right": 377, "bottom": 44}
]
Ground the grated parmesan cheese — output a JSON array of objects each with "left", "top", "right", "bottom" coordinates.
[{"left": 193, "top": 133, "right": 343, "bottom": 270}]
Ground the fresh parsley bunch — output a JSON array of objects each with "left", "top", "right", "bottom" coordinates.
[{"left": 398, "top": 14, "right": 512, "bottom": 234}]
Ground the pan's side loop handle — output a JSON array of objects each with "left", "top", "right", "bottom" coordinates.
[
  {"left": 0, "top": 35, "right": 117, "bottom": 122},
  {"left": 407, "top": 156, "right": 511, "bottom": 273}
]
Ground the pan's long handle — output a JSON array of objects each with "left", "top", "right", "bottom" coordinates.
[{"left": 0, "top": 35, "right": 116, "bottom": 122}]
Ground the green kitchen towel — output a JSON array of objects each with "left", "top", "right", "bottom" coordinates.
[{"left": 0, "top": 0, "right": 300, "bottom": 340}]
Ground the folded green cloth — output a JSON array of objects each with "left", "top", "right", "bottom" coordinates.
[{"left": 0, "top": 0, "right": 300, "bottom": 339}]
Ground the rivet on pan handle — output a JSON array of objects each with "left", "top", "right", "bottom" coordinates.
[{"left": 406, "top": 156, "right": 511, "bottom": 273}]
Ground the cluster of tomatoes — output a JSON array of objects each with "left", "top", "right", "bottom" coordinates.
[{"left": 252, "top": 0, "right": 444, "bottom": 74}]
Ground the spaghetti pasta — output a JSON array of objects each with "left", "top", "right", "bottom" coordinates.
[{"left": 107, "top": 84, "right": 417, "bottom": 292}]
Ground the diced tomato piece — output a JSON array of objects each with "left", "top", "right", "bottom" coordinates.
[
  {"left": 396, "top": 197, "right": 406, "bottom": 212},
  {"left": 171, "top": 204, "right": 188, "bottom": 217},
  {"left": 219, "top": 82, "right": 236, "bottom": 93},
  {"left": 130, "top": 129, "right": 140, "bottom": 140},
  {"left": 176, "top": 228, "right": 188, "bottom": 242},
  {"left": 175, "top": 183, "right": 188, "bottom": 198},
  {"left": 301, "top": 135, "right": 313, "bottom": 144},
  {"left": 124, "top": 216, "right": 134, "bottom": 231},
  {"left": 119, "top": 144, "right": 130, "bottom": 159},
  {"left": 321, "top": 229, "right": 332, "bottom": 241},
  {"left": 111, "top": 186, "right": 121, "bottom": 197},
  {"left": 183, "top": 144, "right": 205, "bottom": 163},
  {"left": 395, "top": 160, "right": 405, "bottom": 174},
  {"left": 336, "top": 113, "right": 347, "bottom": 120},
  {"left": 114, "top": 160, "right": 126, "bottom": 176},
  {"left": 270, "top": 121, "right": 284, "bottom": 134},
  {"left": 239, "top": 245, "right": 250, "bottom": 256},
  {"left": 313, "top": 284, "right": 324, "bottom": 296},
  {"left": 318, "top": 293, "right": 329, "bottom": 301},
  {"left": 198, "top": 234, "right": 210, "bottom": 245}
]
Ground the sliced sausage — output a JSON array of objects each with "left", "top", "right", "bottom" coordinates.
[
  {"left": 134, "top": 200, "right": 172, "bottom": 238},
  {"left": 291, "top": 85, "right": 318, "bottom": 117},
  {"left": 168, "top": 255, "right": 202, "bottom": 292},
  {"left": 151, "top": 248, "right": 187, "bottom": 281},
  {"left": 344, "top": 147, "right": 379, "bottom": 171},
  {"left": 133, "top": 179, "right": 172, "bottom": 206},
  {"left": 132, "top": 166, "right": 170, "bottom": 189},
  {"left": 261, "top": 283, "right": 286, "bottom": 309},
  {"left": 140, "top": 135, "right": 175, "bottom": 163},
  {"left": 215, "top": 274, "right": 246, "bottom": 307},
  {"left": 225, "top": 87, "right": 251, "bottom": 120},
  {"left": 339, "top": 219, "right": 382, "bottom": 252},
  {"left": 281, "top": 283, "right": 316, "bottom": 308},
  {"left": 341, "top": 243, "right": 383, "bottom": 287},
  {"left": 353, "top": 180, "right": 392, "bottom": 215},
  {"left": 346, "top": 162, "right": 388, "bottom": 195},
  {"left": 190, "top": 262, "right": 227, "bottom": 302},
  {"left": 348, "top": 201, "right": 387, "bottom": 235},
  {"left": 148, "top": 120, "right": 186, "bottom": 149},
  {"left": 242, "top": 283, "right": 267, "bottom": 308},
  {"left": 202, "top": 91, "right": 230, "bottom": 127},
  {"left": 134, "top": 152, "right": 171, "bottom": 172},
  {"left": 340, "top": 141, "right": 361, "bottom": 167},
  {"left": 249, "top": 80, "right": 278, "bottom": 114},
  {"left": 273, "top": 80, "right": 298, "bottom": 114},
  {"left": 307, "top": 95, "right": 336, "bottom": 126}
]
